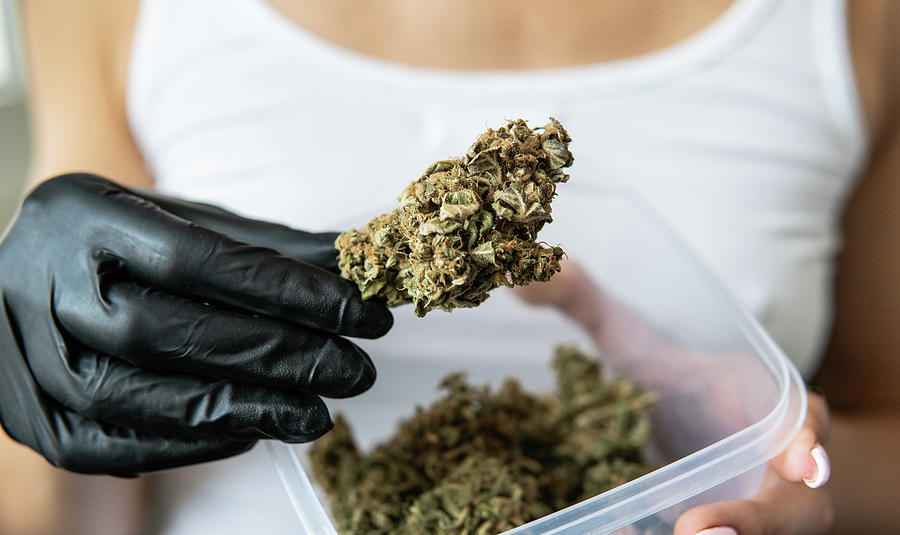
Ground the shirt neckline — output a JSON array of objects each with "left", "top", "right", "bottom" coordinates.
[{"left": 249, "top": 0, "right": 778, "bottom": 99}]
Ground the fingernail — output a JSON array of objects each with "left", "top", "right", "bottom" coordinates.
[
  {"left": 696, "top": 528, "right": 738, "bottom": 535},
  {"left": 803, "top": 444, "right": 831, "bottom": 488}
]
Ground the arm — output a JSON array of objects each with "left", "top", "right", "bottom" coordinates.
[
  {"left": 2, "top": 2, "right": 148, "bottom": 534},
  {"left": 809, "top": 1, "right": 900, "bottom": 531},
  {"left": 23, "top": 0, "right": 150, "bottom": 187},
  {"left": 813, "top": 33, "right": 900, "bottom": 535},
  {"left": 4, "top": 4, "right": 390, "bottom": 535}
]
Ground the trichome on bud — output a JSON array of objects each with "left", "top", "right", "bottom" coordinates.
[{"left": 336, "top": 118, "right": 573, "bottom": 317}]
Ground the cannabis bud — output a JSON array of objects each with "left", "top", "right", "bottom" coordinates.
[
  {"left": 309, "top": 346, "right": 656, "bottom": 535},
  {"left": 336, "top": 118, "right": 573, "bottom": 317}
]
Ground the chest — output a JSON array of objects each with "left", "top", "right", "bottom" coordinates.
[
  {"left": 127, "top": 0, "right": 866, "bottom": 375},
  {"left": 132, "top": 15, "right": 855, "bottom": 233},
  {"left": 265, "top": 0, "right": 735, "bottom": 70}
]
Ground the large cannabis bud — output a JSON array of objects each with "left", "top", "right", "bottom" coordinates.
[
  {"left": 336, "top": 118, "right": 573, "bottom": 317},
  {"left": 309, "top": 346, "right": 657, "bottom": 535}
]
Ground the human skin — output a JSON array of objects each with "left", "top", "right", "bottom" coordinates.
[
  {"left": 4, "top": 0, "right": 898, "bottom": 533},
  {"left": 515, "top": 263, "right": 834, "bottom": 535}
]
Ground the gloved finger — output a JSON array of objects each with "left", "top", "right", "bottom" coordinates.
[
  {"left": 0, "top": 340, "right": 255, "bottom": 475},
  {"left": 768, "top": 392, "right": 830, "bottom": 486},
  {"left": 52, "top": 174, "right": 391, "bottom": 338},
  {"left": 33, "top": 403, "right": 255, "bottom": 476},
  {"left": 137, "top": 190, "right": 340, "bottom": 271},
  {"left": 31, "top": 343, "right": 334, "bottom": 442},
  {"left": 57, "top": 281, "right": 376, "bottom": 397}
]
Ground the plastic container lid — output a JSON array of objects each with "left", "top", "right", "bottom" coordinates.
[{"left": 270, "top": 189, "right": 806, "bottom": 535}]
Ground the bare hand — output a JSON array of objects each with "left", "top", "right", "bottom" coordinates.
[
  {"left": 675, "top": 393, "right": 831, "bottom": 535},
  {"left": 515, "top": 261, "right": 832, "bottom": 534}
]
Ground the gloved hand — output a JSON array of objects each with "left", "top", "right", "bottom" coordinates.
[{"left": 0, "top": 173, "right": 392, "bottom": 476}]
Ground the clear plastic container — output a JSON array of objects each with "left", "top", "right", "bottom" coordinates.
[{"left": 269, "top": 189, "right": 807, "bottom": 535}]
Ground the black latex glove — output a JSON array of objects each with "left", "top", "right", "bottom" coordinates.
[{"left": 0, "top": 173, "right": 392, "bottom": 476}]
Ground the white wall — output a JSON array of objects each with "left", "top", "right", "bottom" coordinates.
[
  {"left": 0, "top": 2, "right": 14, "bottom": 97},
  {"left": 1, "top": 0, "right": 27, "bottom": 229},
  {"left": 0, "top": 99, "right": 28, "bottom": 228}
]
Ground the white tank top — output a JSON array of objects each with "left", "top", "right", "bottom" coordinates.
[{"left": 127, "top": 0, "right": 866, "bottom": 532}]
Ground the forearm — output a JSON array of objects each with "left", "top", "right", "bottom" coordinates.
[
  {"left": 0, "top": 431, "right": 147, "bottom": 535},
  {"left": 827, "top": 408, "right": 900, "bottom": 534},
  {"left": 0, "top": 432, "right": 62, "bottom": 535}
]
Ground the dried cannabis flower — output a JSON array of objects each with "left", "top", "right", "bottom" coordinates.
[
  {"left": 335, "top": 118, "right": 573, "bottom": 317},
  {"left": 309, "top": 346, "right": 657, "bottom": 535}
]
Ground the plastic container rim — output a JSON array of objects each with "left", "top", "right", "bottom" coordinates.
[{"left": 269, "top": 189, "right": 808, "bottom": 535}]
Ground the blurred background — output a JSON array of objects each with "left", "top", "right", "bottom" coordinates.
[{"left": 1, "top": 0, "right": 30, "bottom": 228}]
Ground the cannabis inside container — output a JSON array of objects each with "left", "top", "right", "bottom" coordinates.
[{"left": 270, "top": 190, "right": 806, "bottom": 535}]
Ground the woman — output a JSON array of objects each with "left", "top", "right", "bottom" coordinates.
[{"left": 1, "top": 0, "right": 897, "bottom": 533}]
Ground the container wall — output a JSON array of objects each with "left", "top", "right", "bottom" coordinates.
[
  {"left": 279, "top": 192, "right": 803, "bottom": 534},
  {"left": 605, "top": 467, "right": 766, "bottom": 535}
]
